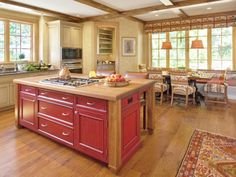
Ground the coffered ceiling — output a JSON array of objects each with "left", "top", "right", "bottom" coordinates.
[{"left": 0, "top": 0, "right": 235, "bottom": 23}]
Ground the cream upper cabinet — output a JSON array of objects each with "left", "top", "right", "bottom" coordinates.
[
  {"left": 61, "top": 26, "right": 71, "bottom": 47},
  {"left": 0, "top": 84, "right": 10, "bottom": 108},
  {"left": 71, "top": 27, "right": 82, "bottom": 48},
  {"left": 61, "top": 26, "right": 82, "bottom": 48}
]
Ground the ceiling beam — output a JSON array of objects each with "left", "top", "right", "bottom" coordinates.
[
  {"left": 0, "top": 0, "right": 81, "bottom": 22},
  {"left": 74, "top": 0, "right": 119, "bottom": 15},
  {"left": 145, "top": 10, "right": 236, "bottom": 24},
  {"left": 121, "top": 0, "right": 223, "bottom": 16},
  {"left": 75, "top": 0, "right": 144, "bottom": 23}
]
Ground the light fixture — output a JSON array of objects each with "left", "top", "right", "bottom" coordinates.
[
  {"left": 162, "top": 41, "right": 172, "bottom": 49},
  {"left": 155, "top": 14, "right": 159, "bottom": 17},
  {"left": 207, "top": 7, "right": 212, "bottom": 10},
  {"left": 191, "top": 39, "right": 204, "bottom": 49}
]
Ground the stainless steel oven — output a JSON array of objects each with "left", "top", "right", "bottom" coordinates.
[
  {"left": 62, "top": 48, "right": 82, "bottom": 61},
  {"left": 61, "top": 48, "right": 82, "bottom": 73}
]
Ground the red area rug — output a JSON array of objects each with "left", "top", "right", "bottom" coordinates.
[{"left": 177, "top": 130, "right": 236, "bottom": 177}]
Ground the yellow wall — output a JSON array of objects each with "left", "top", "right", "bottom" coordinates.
[{"left": 111, "top": 17, "right": 144, "bottom": 74}]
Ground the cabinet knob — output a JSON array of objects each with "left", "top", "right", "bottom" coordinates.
[
  {"left": 41, "top": 123, "right": 47, "bottom": 127},
  {"left": 25, "top": 89, "right": 31, "bottom": 92},
  {"left": 41, "top": 92, "right": 47, "bottom": 95},
  {"left": 74, "top": 111, "right": 78, "bottom": 114},
  {"left": 62, "top": 132, "right": 70, "bottom": 136}
]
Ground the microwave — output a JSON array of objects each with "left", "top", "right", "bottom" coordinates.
[{"left": 62, "top": 48, "right": 82, "bottom": 60}]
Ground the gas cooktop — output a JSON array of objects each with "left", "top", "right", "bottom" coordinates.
[{"left": 40, "top": 77, "right": 99, "bottom": 88}]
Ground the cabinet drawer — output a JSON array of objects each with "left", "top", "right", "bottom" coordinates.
[
  {"left": 122, "top": 93, "right": 139, "bottom": 108},
  {"left": 39, "top": 89, "right": 74, "bottom": 104},
  {"left": 38, "top": 101, "right": 73, "bottom": 125},
  {"left": 20, "top": 85, "right": 36, "bottom": 95},
  {"left": 77, "top": 96, "right": 107, "bottom": 111},
  {"left": 39, "top": 118, "right": 73, "bottom": 145}
]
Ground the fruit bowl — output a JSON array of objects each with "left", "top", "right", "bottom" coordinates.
[{"left": 104, "top": 74, "right": 130, "bottom": 87}]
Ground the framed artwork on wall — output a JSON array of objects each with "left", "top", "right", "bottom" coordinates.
[{"left": 122, "top": 37, "right": 136, "bottom": 56}]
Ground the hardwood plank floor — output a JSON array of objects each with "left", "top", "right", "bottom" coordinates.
[{"left": 0, "top": 102, "right": 235, "bottom": 177}]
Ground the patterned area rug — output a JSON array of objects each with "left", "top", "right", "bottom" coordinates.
[{"left": 177, "top": 130, "right": 236, "bottom": 177}]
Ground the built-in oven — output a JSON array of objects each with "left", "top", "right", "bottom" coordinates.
[
  {"left": 61, "top": 48, "right": 82, "bottom": 73},
  {"left": 62, "top": 48, "right": 82, "bottom": 61}
]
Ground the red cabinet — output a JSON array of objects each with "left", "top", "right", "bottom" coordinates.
[
  {"left": 75, "top": 96, "right": 108, "bottom": 162},
  {"left": 19, "top": 89, "right": 37, "bottom": 131},
  {"left": 38, "top": 117, "right": 74, "bottom": 146},
  {"left": 121, "top": 93, "right": 141, "bottom": 163}
]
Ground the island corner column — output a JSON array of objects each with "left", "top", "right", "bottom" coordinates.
[
  {"left": 146, "top": 85, "right": 156, "bottom": 134},
  {"left": 108, "top": 99, "right": 122, "bottom": 173}
]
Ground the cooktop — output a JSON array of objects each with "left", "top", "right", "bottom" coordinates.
[{"left": 40, "top": 77, "right": 99, "bottom": 88}]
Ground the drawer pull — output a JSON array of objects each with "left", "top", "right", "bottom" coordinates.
[
  {"left": 62, "top": 97, "right": 69, "bottom": 100},
  {"left": 41, "top": 106, "right": 47, "bottom": 110},
  {"left": 41, "top": 92, "right": 47, "bottom": 95},
  {"left": 62, "top": 112, "right": 70, "bottom": 116},
  {"left": 62, "top": 132, "right": 70, "bottom": 136},
  {"left": 41, "top": 123, "right": 48, "bottom": 127},
  {"left": 128, "top": 97, "right": 133, "bottom": 104},
  {"left": 25, "top": 89, "right": 31, "bottom": 92},
  {"left": 86, "top": 102, "right": 95, "bottom": 106}
]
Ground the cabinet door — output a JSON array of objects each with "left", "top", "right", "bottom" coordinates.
[
  {"left": 0, "top": 84, "right": 10, "bottom": 108},
  {"left": 61, "top": 26, "right": 71, "bottom": 47},
  {"left": 121, "top": 102, "right": 140, "bottom": 162},
  {"left": 19, "top": 93, "right": 37, "bottom": 131},
  {"left": 9, "top": 83, "right": 15, "bottom": 105},
  {"left": 74, "top": 108, "right": 108, "bottom": 162},
  {"left": 71, "top": 27, "right": 82, "bottom": 48}
]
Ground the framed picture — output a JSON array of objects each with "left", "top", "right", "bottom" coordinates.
[{"left": 122, "top": 37, "right": 136, "bottom": 56}]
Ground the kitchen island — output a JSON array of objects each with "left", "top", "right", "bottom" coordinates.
[{"left": 13, "top": 74, "right": 156, "bottom": 173}]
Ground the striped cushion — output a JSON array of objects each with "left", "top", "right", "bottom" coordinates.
[
  {"left": 149, "top": 74, "right": 164, "bottom": 83},
  {"left": 204, "top": 84, "right": 225, "bottom": 94},
  {"left": 154, "top": 83, "right": 168, "bottom": 92},
  {"left": 172, "top": 84, "right": 196, "bottom": 95}
]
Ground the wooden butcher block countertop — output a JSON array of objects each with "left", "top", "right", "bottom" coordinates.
[{"left": 13, "top": 74, "right": 156, "bottom": 101}]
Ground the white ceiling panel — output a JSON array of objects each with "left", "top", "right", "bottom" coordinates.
[
  {"left": 182, "top": 0, "right": 236, "bottom": 16},
  {"left": 93, "top": 0, "right": 163, "bottom": 11},
  {"left": 10, "top": 0, "right": 107, "bottom": 17},
  {"left": 134, "top": 11, "right": 180, "bottom": 21}
]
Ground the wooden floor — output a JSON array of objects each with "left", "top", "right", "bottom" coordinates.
[{"left": 0, "top": 101, "right": 236, "bottom": 177}]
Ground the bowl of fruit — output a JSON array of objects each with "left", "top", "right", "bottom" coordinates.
[{"left": 104, "top": 74, "right": 130, "bottom": 87}]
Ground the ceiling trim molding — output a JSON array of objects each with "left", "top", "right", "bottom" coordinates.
[
  {"left": 121, "top": 0, "right": 223, "bottom": 16},
  {"left": 0, "top": 0, "right": 82, "bottom": 22},
  {"left": 145, "top": 10, "right": 236, "bottom": 24}
]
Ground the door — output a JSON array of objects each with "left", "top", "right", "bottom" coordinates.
[
  {"left": 71, "top": 27, "right": 82, "bottom": 48},
  {"left": 74, "top": 108, "right": 108, "bottom": 162},
  {"left": 19, "top": 92, "right": 37, "bottom": 130},
  {"left": 0, "top": 84, "right": 10, "bottom": 108},
  {"left": 121, "top": 100, "right": 140, "bottom": 162},
  {"left": 61, "top": 26, "right": 71, "bottom": 47}
]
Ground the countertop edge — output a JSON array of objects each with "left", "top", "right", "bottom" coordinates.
[{"left": 13, "top": 78, "right": 156, "bottom": 101}]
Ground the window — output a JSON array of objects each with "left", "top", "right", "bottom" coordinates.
[
  {"left": 189, "top": 29, "right": 208, "bottom": 69},
  {"left": 9, "top": 22, "right": 32, "bottom": 61},
  {"left": 169, "top": 31, "right": 186, "bottom": 68},
  {"left": 152, "top": 33, "right": 166, "bottom": 67},
  {"left": 0, "top": 21, "right": 4, "bottom": 62},
  {"left": 212, "top": 27, "right": 232, "bottom": 70}
]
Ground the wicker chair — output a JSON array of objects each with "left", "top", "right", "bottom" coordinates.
[
  {"left": 170, "top": 71, "right": 196, "bottom": 108},
  {"left": 148, "top": 70, "right": 169, "bottom": 105},
  {"left": 204, "top": 71, "right": 228, "bottom": 104}
]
